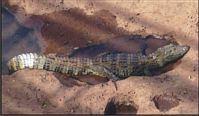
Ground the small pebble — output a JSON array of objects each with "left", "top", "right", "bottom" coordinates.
[
  {"left": 183, "top": 90, "right": 188, "bottom": 94},
  {"left": 136, "top": 13, "right": 140, "bottom": 16},
  {"left": 87, "top": 40, "right": 92, "bottom": 44},
  {"left": 193, "top": 65, "right": 197, "bottom": 71},
  {"left": 70, "top": 109, "right": 74, "bottom": 113},
  {"left": 73, "top": 47, "right": 79, "bottom": 50},
  {"left": 188, "top": 75, "right": 192, "bottom": 79},
  {"left": 41, "top": 101, "right": 47, "bottom": 108}
]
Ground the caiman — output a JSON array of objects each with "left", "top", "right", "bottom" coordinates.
[{"left": 7, "top": 44, "right": 189, "bottom": 81}]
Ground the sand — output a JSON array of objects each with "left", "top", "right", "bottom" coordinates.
[{"left": 2, "top": 0, "right": 198, "bottom": 114}]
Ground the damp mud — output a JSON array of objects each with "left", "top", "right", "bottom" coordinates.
[
  {"left": 39, "top": 8, "right": 173, "bottom": 56},
  {"left": 2, "top": 0, "right": 198, "bottom": 114}
]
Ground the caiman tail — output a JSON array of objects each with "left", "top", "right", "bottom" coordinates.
[{"left": 7, "top": 53, "right": 94, "bottom": 75}]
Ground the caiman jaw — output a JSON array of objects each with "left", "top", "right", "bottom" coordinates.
[
  {"left": 176, "top": 45, "right": 190, "bottom": 57},
  {"left": 156, "top": 44, "right": 190, "bottom": 66}
]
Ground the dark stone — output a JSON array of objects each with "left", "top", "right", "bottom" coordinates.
[
  {"left": 104, "top": 94, "right": 138, "bottom": 114},
  {"left": 153, "top": 94, "right": 180, "bottom": 112}
]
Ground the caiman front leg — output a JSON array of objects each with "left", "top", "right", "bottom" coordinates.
[
  {"left": 90, "top": 65, "right": 120, "bottom": 81},
  {"left": 90, "top": 65, "right": 120, "bottom": 90}
]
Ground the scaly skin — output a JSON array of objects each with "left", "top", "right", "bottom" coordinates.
[{"left": 7, "top": 44, "right": 189, "bottom": 81}]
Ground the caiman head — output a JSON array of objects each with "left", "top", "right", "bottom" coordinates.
[{"left": 151, "top": 43, "right": 190, "bottom": 67}]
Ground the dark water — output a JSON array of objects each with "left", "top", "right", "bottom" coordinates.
[
  {"left": 69, "top": 34, "right": 171, "bottom": 58},
  {"left": 2, "top": 7, "right": 42, "bottom": 74}
]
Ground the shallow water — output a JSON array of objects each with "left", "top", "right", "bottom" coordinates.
[{"left": 2, "top": 7, "right": 42, "bottom": 74}]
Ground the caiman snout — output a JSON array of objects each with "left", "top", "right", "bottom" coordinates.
[
  {"left": 180, "top": 45, "right": 190, "bottom": 56},
  {"left": 182, "top": 45, "right": 190, "bottom": 52}
]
